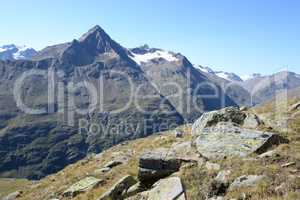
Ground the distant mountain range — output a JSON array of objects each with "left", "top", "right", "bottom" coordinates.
[
  {"left": 0, "top": 44, "right": 37, "bottom": 60},
  {"left": 0, "top": 26, "right": 300, "bottom": 179}
]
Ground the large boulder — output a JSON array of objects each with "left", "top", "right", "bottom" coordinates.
[
  {"left": 63, "top": 177, "right": 103, "bottom": 197},
  {"left": 193, "top": 122, "right": 288, "bottom": 159},
  {"left": 98, "top": 175, "right": 137, "bottom": 200},
  {"left": 138, "top": 148, "right": 182, "bottom": 184},
  {"left": 127, "top": 177, "right": 185, "bottom": 200},
  {"left": 147, "top": 177, "right": 185, "bottom": 200},
  {"left": 192, "top": 107, "right": 246, "bottom": 136}
]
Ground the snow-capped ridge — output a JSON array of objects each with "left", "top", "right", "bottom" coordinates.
[
  {"left": 129, "top": 45, "right": 179, "bottom": 65},
  {"left": 0, "top": 44, "right": 37, "bottom": 60},
  {"left": 241, "top": 73, "right": 262, "bottom": 81}
]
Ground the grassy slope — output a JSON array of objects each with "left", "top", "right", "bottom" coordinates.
[{"left": 2, "top": 96, "right": 300, "bottom": 200}]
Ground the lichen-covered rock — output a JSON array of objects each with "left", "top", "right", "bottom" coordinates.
[
  {"left": 193, "top": 122, "right": 288, "bottom": 159},
  {"left": 192, "top": 107, "right": 246, "bottom": 136},
  {"left": 169, "top": 141, "right": 200, "bottom": 162},
  {"left": 63, "top": 177, "right": 103, "bottom": 197},
  {"left": 243, "top": 113, "right": 263, "bottom": 129},
  {"left": 215, "top": 170, "right": 231, "bottom": 185},
  {"left": 98, "top": 175, "right": 136, "bottom": 200},
  {"left": 147, "top": 177, "right": 185, "bottom": 200},
  {"left": 229, "top": 175, "right": 268, "bottom": 191},
  {"left": 205, "top": 162, "right": 221, "bottom": 171}
]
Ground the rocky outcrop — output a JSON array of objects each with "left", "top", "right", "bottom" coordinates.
[
  {"left": 138, "top": 142, "right": 200, "bottom": 185},
  {"left": 191, "top": 107, "right": 288, "bottom": 159},
  {"left": 63, "top": 177, "right": 103, "bottom": 197},
  {"left": 98, "top": 175, "right": 137, "bottom": 200},
  {"left": 194, "top": 122, "right": 288, "bottom": 159},
  {"left": 138, "top": 148, "right": 182, "bottom": 184},
  {"left": 192, "top": 107, "right": 246, "bottom": 136}
]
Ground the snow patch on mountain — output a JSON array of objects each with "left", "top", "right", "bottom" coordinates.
[
  {"left": 193, "top": 65, "right": 214, "bottom": 74},
  {"left": 241, "top": 73, "right": 263, "bottom": 81},
  {"left": 130, "top": 49, "right": 179, "bottom": 65},
  {"left": 194, "top": 64, "right": 243, "bottom": 82}
]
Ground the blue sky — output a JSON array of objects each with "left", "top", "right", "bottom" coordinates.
[{"left": 1, "top": 0, "right": 299, "bottom": 76}]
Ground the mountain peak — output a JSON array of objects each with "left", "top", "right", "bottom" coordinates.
[{"left": 79, "top": 25, "right": 109, "bottom": 42}]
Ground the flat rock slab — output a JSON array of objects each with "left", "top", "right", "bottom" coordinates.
[
  {"left": 229, "top": 175, "right": 268, "bottom": 191},
  {"left": 63, "top": 177, "right": 103, "bottom": 197},
  {"left": 148, "top": 177, "right": 185, "bottom": 200},
  {"left": 194, "top": 122, "right": 288, "bottom": 159},
  {"left": 98, "top": 175, "right": 136, "bottom": 200}
]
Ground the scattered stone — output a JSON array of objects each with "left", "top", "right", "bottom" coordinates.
[
  {"left": 138, "top": 148, "right": 182, "bottom": 184},
  {"left": 206, "top": 162, "right": 221, "bottom": 171},
  {"left": 192, "top": 107, "right": 246, "bottom": 136},
  {"left": 169, "top": 141, "right": 200, "bottom": 162},
  {"left": 207, "top": 196, "right": 224, "bottom": 200},
  {"left": 281, "top": 162, "right": 296, "bottom": 168},
  {"left": 289, "top": 101, "right": 300, "bottom": 112},
  {"left": 93, "top": 167, "right": 111, "bottom": 176},
  {"left": 240, "top": 106, "right": 248, "bottom": 111},
  {"left": 125, "top": 182, "right": 144, "bottom": 198},
  {"left": 229, "top": 175, "right": 268, "bottom": 191},
  {"left": 173, "top": 129, "right": 184, "bottom": 138},
  {"left": 275, "top": 183, "right": 287, "bottom": 195},
  {"left": 98, "top": 175, "right": 136, "bottom": 200},
  {"left": 258, "top": 150, "right": 279, "bottom": 159},
  {"left": 104, "top": 160, "right": 123, "bottom": 168},
  {"left": 193, "top": 122, "right": 288, "bottom": 159},
  {"left": 2, "top": 190, "right": 23, "bottom": 200},
  {"left": 63, "top": 177, "right": 103, "bottom": 197},
  {"left": 147, "top": 177, "right": 185, "bottom": 200},
  {"left": 243, "top": 113, "right": 263, "bottom": 129},
  {"left": 215, "top": 170, "right": 231, "bottom": 185}
]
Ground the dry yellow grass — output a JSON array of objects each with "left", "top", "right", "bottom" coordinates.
[{"left": 10, "top": 125, "right": 192, "bottom": 200}]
